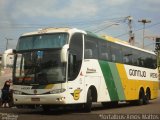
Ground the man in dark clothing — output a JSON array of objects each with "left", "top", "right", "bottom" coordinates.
[{"left": 1, "top": 79, "right": 11, "bottom": 107}]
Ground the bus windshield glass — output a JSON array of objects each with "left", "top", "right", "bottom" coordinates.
[
  {"left": 16, "top": 33, "right": 68, "bottom": 50},
  {"left": 13, "top": 50, "right": 66, "bottom": 85}
]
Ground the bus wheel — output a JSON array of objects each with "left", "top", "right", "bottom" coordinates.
[
  {"left": 83, "top": 89, "right": 92, "bottom": 112},
  {"left": 137, "top": 90, "right": 145, "bottom": 105},
  {"left": 144, "top": 90, "right": 150, "bottom": 104}
]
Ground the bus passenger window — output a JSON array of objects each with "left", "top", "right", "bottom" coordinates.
[
  {"left": 112, "top": 54, "right": 116, "bottom": 62},
  {"left": 84, "top": 35, "right": 98, "bottom": 59},
  {"left": 136, "top": 59, "right": 139, "bottom": 66},
  {"left": 123, "top": 56, "right": 129, "bottom": 64},
  {"left": 84, "top": 49, "right": 93, "bottom": 58},
  {"left": 101, "top": 53, "right": 109, "bottom": 60}
]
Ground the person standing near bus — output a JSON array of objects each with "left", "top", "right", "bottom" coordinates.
[{"left": 1, "top": 79, "right": 12, "bottom": 107}]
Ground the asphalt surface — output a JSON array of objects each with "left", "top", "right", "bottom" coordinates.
[{"left": 0, "top": 91, "right": 159, "bottom": 120}]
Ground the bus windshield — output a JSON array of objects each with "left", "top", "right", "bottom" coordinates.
[
  {"left": 13, "top": 49, "right": 66, "bottom": 85},
  {"left": 16, "top": 33, "right": 68, "bottom": 50}
]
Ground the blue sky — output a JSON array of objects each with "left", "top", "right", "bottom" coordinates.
[{"left": 0, "top": 0, "right": 160, "bottom": 53}]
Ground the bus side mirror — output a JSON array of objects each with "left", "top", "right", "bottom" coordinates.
[
  {"left": 13, "top": 49, "right": 16, "bottom": 54},
  {"left": 61, "top": 44, "right": 69, "bottom": 62}
]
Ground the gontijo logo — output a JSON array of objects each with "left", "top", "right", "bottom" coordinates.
[
  {"left": 124, "top": 65, "right": 158, "bottom": 81},
  {"left": 129, "top": 69, "right": 146, "bottom": 77}
]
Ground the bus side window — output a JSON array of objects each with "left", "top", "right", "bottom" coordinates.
[
  {"left": 84, "top": 49, "right": 93, "bottom": 58},
  {"left": 123, "top": 56, "right": 129, "bottom": 64},
  {"left": 152, "top": 55, "right": 157, "bottom": 69},
  {"left": 110, "top": 43, "right": 122, "bottom": 63},
  {"left": 101, "top": 53, "right": 109, "bottom": 60},
  {"left": 84, "top": 35, "right": 98, "bottom": 59},
  {"left": 112, "top": 54, "right": 116, "bottom": 62},
  {"left": 98, "top": 40, "right": 110, "bottom": 61},
  {"left": 136, "top": 59, "right": 140, "bottom": 66},
  {"left": 122, "top": 46, "right": 132, "bottom": 65}
]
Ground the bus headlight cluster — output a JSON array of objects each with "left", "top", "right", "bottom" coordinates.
[
  {"left": 50, "top": 88, "right": 66, "bottom": 94},
  {"left": 13, "top": 90, "right": 22, "bottom": 95},
  {"left": 56, "top": 97, "right": 66, "bottom": 101}
]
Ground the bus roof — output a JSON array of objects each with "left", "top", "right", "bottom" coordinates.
[
  {"left": 101, "top": 35, "right": 156, "bottom": 55},
  {"left": 21, "top": 27, "right": 86, "bottom": 36},
  {"left": 85, "top": 30, "right": 155, "bottom": 55},
  {"left": 21, "top": 27, "right": 155, "bottom": 55}
]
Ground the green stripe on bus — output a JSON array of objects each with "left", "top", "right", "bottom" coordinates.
[
  {"left": 99, "top": 60, "right": 119, "bottom": 101},
  {"left": 109, "top": 63, "right": 125, "bottom": 100}
]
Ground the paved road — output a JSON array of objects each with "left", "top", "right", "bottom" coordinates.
[{"left": 0, "top": 93, "right": 160, "bottom": 120}]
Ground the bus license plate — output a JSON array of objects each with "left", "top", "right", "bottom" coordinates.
[{"left": 31, "top": 98, "right": 40, "bottom": 101}]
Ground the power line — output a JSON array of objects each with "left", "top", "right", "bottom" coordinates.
[
  {"left": 115, "top": 22, "right": 160, "bottom": 38},
  {"left": 0, "top": 16, "right": 128, "bottom": 29},
  {"left": 81, "top": 17, "right": 127, "bottom": 32},
  {"left": 93, "top": 23, "right": 120, "bottom": 33}
]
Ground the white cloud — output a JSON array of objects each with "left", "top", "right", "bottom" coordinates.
[
  {"left": 4, "top": 0, "right": 159, "bottom": 21},
  {"left": 6, "top": 0, "right": 99, "bottom": 20},
  {"left": 126, "top": 0, "right": 160, "bottom": 13},
  {"left": 0, "top": 0, "right": 9, "bottom": 20},
  {"left": 11, "top": 0, "right": 58, "bottom": 18},
  {"left": 102, "top": 0, "right": 130, "bottom": 6},
  {"left": 1, "top": 0, "right": 160, "bottom": 21},
  {"left": 55, "top": 0, "right": 99, "bottom": 18},
  {"left": 0, "top": 0, "right": 7, "bottom": 7}
]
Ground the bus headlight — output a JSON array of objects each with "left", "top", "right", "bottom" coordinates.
[
  {"left": 13, "top": 90, "right": 22, "bottom": 95},
  {"left": 50, "top": 88, "right": 66, "bottom": 94}
]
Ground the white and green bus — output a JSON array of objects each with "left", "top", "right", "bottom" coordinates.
[{"left": 13, "top": 28, "right": 159, "bottom": 112}]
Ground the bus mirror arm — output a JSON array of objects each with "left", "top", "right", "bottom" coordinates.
[
  {"left": 61, "top": 44, "right": 69, "bottom": 62},
  {"left": 13, "top": 49, "right": 17, "bottom": 54},
  {"left": 61, "top": 49, "right": 68, "bottom": 62}
]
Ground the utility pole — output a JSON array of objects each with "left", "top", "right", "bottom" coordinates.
[
  {"left": 138, "top": 19, "right": 151, "bottom": 49},
  {"left": 5, "top": 38, "right": 13, "bottom": 50},
  {"left": 127, "top": 16, "right": 135, "bottom": 45}
]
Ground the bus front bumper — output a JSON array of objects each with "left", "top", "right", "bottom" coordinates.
[{"left": 13, "top": 94, "right": 67, "bottom": 105}]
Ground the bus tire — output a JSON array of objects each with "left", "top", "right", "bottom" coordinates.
[
  {"left": 144, "top": 89, "right": 150, "bottom": 104},
  {"left": 137, "top": 89, "right": 145, "bottom": 105},
  {"left": 83, "top": 89, "right": 92, "bottom": 112}
]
